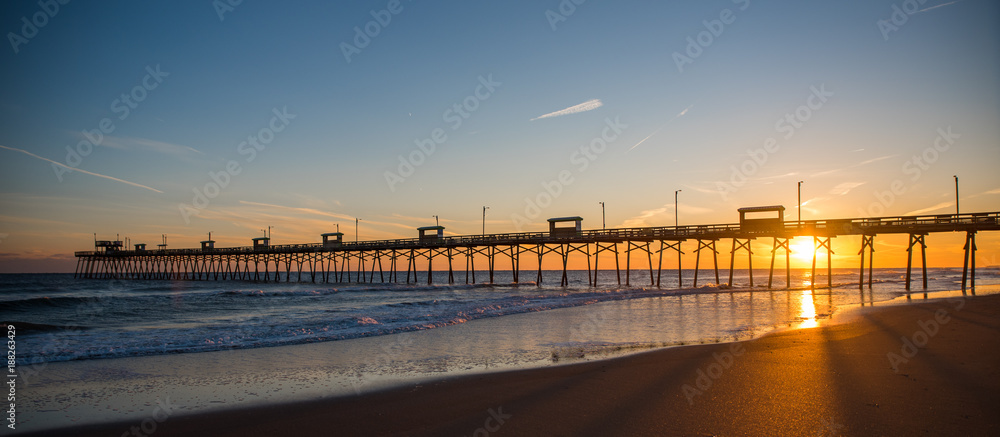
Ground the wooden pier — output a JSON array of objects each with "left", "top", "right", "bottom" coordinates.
[{"left": 75, "top": 210, "right": 999, "bottom": 292}]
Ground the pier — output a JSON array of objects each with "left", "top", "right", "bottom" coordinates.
[{"left": 75, "top": 210, "right": 998, "bottom": 292}]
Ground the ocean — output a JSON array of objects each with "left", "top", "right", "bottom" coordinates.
[
  {"left": 4, "top": 268, "right": 996, "bottom": 366},
  {"left": 4, "top": 268, "right": 998, "bottom": 432}
]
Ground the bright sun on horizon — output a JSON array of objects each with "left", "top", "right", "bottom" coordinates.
[{"left": 790, "top": 238, "right": 827, "bottom": 264}]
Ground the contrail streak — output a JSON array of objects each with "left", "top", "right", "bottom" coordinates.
[{"left": 0, "top": 144, "right": 163, "bottom": 193}]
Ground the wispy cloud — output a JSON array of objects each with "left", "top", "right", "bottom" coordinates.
[
  {"left": 811, "top": 154, "right": 898, "bottom": 178},
  {"left": 530, "top": 99, "right": 603, "bottom": 121},
  {"left": 917, "top": 0, "right": 964, "bottom": 13},
  {"left": 829, "top": 181, "right": 866, "bottom": 196},
  {"left": 0, "top": 144, "right": 163, "bottom": 193},
  {"left": 859, "top": 154, "right": 897, "bottom": 166},
  {"left": 801, "top": 196, "right": 828, "bottom": 207},
  {"left": 682, "top": 184, "right": 724, "bottom": 196},
  {"left": 100, "top": 136, "right": 204, "bottom": 158},
  {"left": 754, "top": 172, "right": 798, "bottom": 181},
  {"left": 620, "top": 202, "right": 712, "bottom": 228},
  {"left": 382, "top": 213, "right": 508, "bottom": 229},
  {"left": 626, "top": 127, "right": 662, "bottom": 152},
  {"left": 620, "top": 207, "right": 667, "bottom": 228},
  {"left": 675, "top": 104, "right": 693, "bottom": 118},
  {"left": 810, "top": 169, "right": 841, "bottom": 178},
  {"left": 904, "top": 202, "right": 953, "bottom": 216},
  {"left": 966, "top": 187, "right": 1000, "bottom": 199},
  {"left": 627, "top": 103, "right": 694, "bottom": 152},
  {"left": 239, "top": 200, "right": 353, "bottom": 220},
  {"left": 238, "top": 200, "right": 413, "bottom": 231}
]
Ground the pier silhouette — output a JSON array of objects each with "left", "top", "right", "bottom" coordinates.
[{"left": 75, "top": 209, "right": 998, "bottom": 292}]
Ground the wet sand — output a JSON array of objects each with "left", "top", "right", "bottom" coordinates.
[{"left": 24, "top": 293, "right": 1000, "bottom": 436}]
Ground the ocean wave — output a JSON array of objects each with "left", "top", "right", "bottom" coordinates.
[
  {"left": 217, "top": 288, "right": 340, "bottom": 297},
  {"left": 0, "top": 320, "right": 90, "bottom": 332},
  {"left": 0, "top": 295, "right": 100, "bottom": 311}
]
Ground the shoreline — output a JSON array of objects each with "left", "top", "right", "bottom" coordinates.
[{"left": 20, "top": 290, "right": 1000, "bottom": 436}]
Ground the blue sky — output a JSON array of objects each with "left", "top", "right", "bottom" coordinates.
[{"left": 1, "top": 0, "right": 998, "bottom": 271}]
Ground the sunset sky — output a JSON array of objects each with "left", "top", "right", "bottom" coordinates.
[{"left": 1, "top": 0, "right": 998, "bottom": 272}]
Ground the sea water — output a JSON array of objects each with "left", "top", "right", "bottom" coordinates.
[{"left": 2, "top": 268, "right": 997, "bottom": 432}]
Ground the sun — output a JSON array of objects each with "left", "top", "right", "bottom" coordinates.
[{"left": 790, "top": 238, "right": 823, "bottom": 264}]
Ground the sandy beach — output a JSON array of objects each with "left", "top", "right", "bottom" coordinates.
[{"left": 21, "top": 292, "right": 998, "bottom": 437}]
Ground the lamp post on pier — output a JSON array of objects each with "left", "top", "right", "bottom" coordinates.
[
  {"left": 482, "top": 206, "right": 489, "bottom": 235},
  {"left": 433, "top": 215, "right": 439, "bottom": 227},
  {"left": 355, "top": 218, "right": 361, "bottom": 243},
  {"left": 954, "top": 175, "right": 959, "bottom": 215},
  {"left": 797, "top": 181, "right": 803, "bottom": 226},
  {"left": 674, "top": 190, "right": 681, "bottom": 227},
  {"left": 599, "top": 201, "right": 605, "bottom": 229}
]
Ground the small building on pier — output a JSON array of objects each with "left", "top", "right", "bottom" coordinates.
[
  {"left": 252, "top": 237, "right": 270, "bottom": 249},
  {"left": 201, "top": 232, "right": 216, "bottom": 251},
  {"left": 548, "top": 216, "right": 583, "bottom": 237},
  {"left": 738, "top": 206, "right": 785, "bottom": 233},
  {"left": 321, "top": 232, "right": 344, "bottom": 248},
  {"left": 134, "top": 243, "right": 146, "bottom": 252},
  {"left": 95, "top": 240, "right": 123, "bottom": 253},
  {"left": 418, "top": 226, "right": 445, "bottom": 241}
]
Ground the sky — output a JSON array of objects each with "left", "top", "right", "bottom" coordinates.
[{"left": 0, "top": 0, "right": 998, "bottom": 273}]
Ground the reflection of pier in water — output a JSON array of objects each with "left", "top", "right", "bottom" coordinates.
[{"left": 75, "top": 209, "right": 998, "bottom": 293}]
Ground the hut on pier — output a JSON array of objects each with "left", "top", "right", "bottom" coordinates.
[
  {"left": 252, "top": 237, "right": 270, "bottom": 249},
  {"left": 548, "top": 216, "right": 583, "bottom": 237},
  {"left": 322, "top": 232, "right": 344, "bottom": 248},
  {"left": 418, "top": 226, "right": 445, "bottom": 241}
]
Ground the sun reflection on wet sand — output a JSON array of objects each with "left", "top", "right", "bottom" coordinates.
[{"left": 798, "top": 290, "right": 818, "bottom": 329}]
